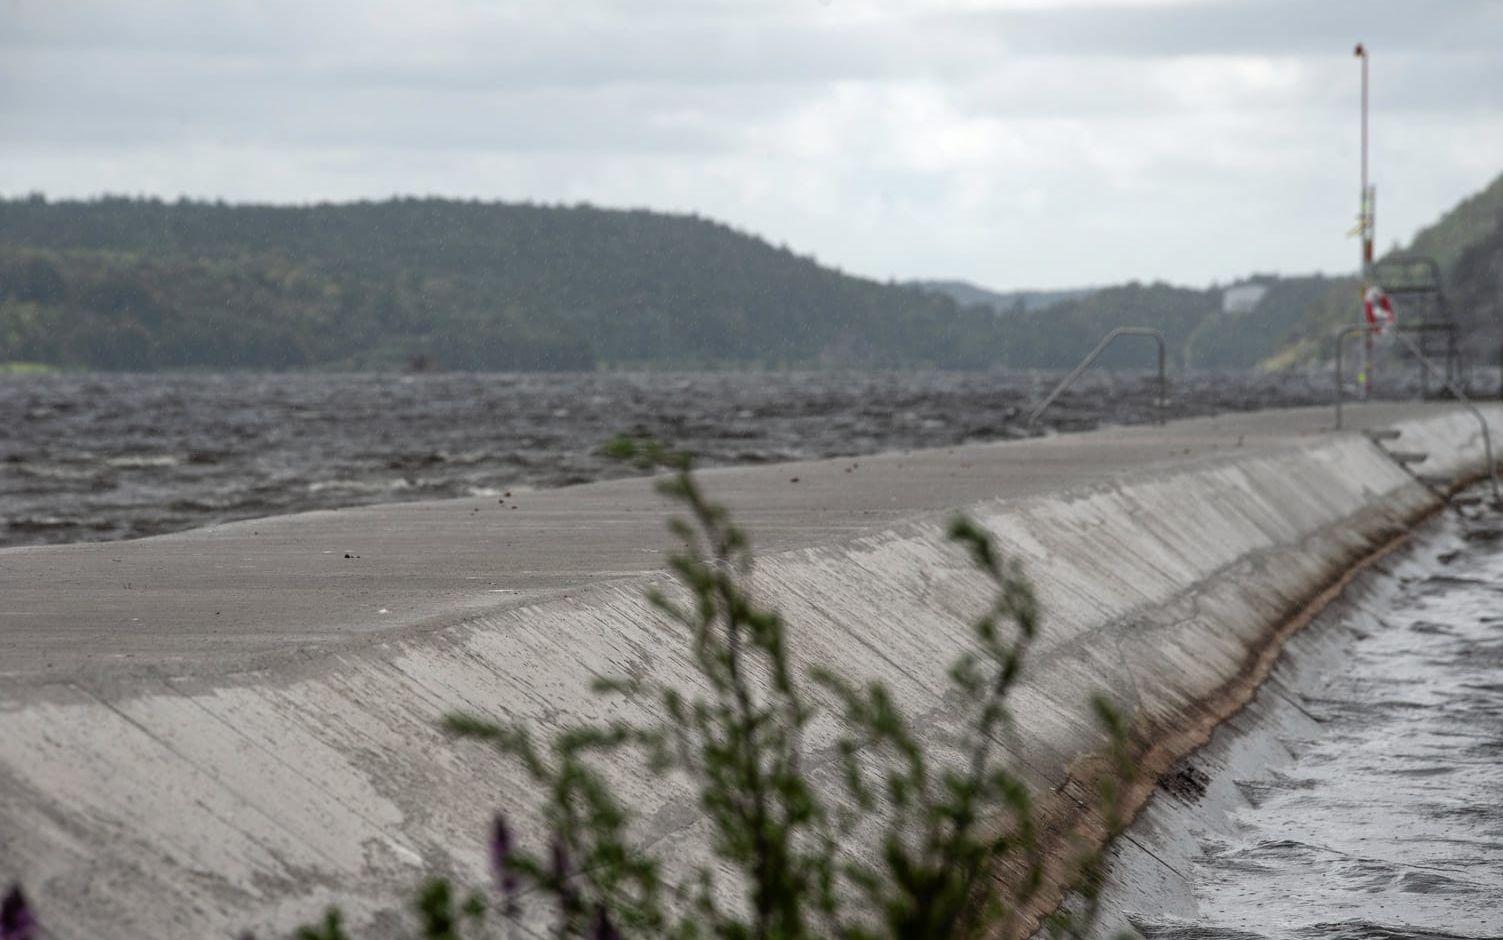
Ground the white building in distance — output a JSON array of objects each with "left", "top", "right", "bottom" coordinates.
[{"left": 1222, "top": 282, "right": 1269, "bottom": 315}]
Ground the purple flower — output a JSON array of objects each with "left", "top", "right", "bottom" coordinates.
[
  {"left": 1, "top": 885, "right": 37, "bottom": 940},
  {"left": 489, "top": 814, "right": 520, "bottom": 915},
  {"left": 591, "top": 905, "right": 621, "bottom": 940}
]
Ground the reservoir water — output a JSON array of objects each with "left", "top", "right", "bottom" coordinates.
[
  {"left": 1125, "top": 505, "right": 1503, "bottom": 939},
  {"left": 0, "top": 370, "right": 1339, "bottom": 548}
]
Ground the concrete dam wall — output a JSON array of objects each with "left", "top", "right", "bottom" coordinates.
[
  {"left": 1095, "top": 499, "right": 1503, "bottom": 936},
  {"left": 1, "top": 403, "right": 1499, "bottom": 937}
]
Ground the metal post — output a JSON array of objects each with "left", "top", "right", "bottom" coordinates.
[
  {"left": 1447, "top": 324, "right": 1457, "bottom": 391},
  {"left": 1156, "top": 335, "right": 1167, "bottom": 425},
  {"left": 1358, "top": 45, "right": 1369, "bottom": 259},
  {"left": 1337, "top": 325, "right": 1501, "bottom": 502},
  {"left": 1391, "top": 330, "right": 1502, "bottom": 504},
  {"left": 1333, "top": 323, "right": 1370, "bottom": 429},
  {"left": 1355, "top": 43, "right": 1375, "bottom": 400}
]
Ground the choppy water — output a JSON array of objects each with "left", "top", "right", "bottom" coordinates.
[
  {"left": 1135, "top": 511, "right": 1503, "bottom": 939},
  {"left": 0, "top": 370, "right": 1337, "bottom": 548}
]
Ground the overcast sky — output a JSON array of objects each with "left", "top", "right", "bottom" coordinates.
[{"left": 3, "top": 0, "right": 1500, "bottom": 289}]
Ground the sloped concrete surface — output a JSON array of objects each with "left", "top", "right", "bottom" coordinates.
[
  {"left": 1, "top": 403, "right": 1499, "bottom": 937},
  {"left": 1095, "top": 504, "right": 1503, "bottom": 935}
]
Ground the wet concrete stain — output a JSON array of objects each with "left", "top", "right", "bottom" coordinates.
[{"left": 1162, "top": 764, "right": 1212, "bottom": 804}]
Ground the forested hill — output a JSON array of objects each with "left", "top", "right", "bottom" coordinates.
[
  {"left": 0, "top": 196, "right": 1006, "bottom": 371},
  {"left": 1259, "top": 170, "right": 1503, "bottom": 367},
  {"left": 1408, "top": 172, "right": 1503, "bottom": 277},
  {"left": 906, "top": 280, "right": 1096, "bottom": 313},
  {"left": 3, "top": 175, "right": 1499, "bottom": 374}
]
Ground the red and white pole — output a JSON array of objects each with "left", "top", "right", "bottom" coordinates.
[{"left": 1356, "top": 43, "right": 1375, "bottom": 399}]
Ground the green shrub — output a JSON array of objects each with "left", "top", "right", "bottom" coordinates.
[{"left": 400, "top": 438, "right": 1131, "bottom": 939}]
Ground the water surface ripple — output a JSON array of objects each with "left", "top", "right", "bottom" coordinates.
[
  {"left": 1137, "top": 518, "right": 1503, "bottom": 939},
  {"left": 0, "top": 370, "right": 1336, "bottom": 548}
]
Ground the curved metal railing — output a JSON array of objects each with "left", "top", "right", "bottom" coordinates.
[
  {"left": 1026, "top": 327, "right": 1167, "bottom": 430},
  {"left": 1334, "top": 324, "right": 1500, "bottom": 503}
]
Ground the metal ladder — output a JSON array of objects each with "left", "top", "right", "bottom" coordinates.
[
  {"left": 1343, "top": 328, "right": 1502, "bottom": 506},
  {"left": 1364, "top": 427, "right": 1492, "bottom": 511}
]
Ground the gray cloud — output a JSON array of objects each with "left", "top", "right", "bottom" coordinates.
[
  {"left": 2, "top": 0, "right": 1498, "bottom": 288},
  {"left": 957, "top": 0, "right": 1503, "bottom": 58}
]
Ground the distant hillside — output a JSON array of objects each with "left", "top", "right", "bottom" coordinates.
[
  {"left": 996, "top": 281, "right": 1218, "bottom": 370},
  {"left": 1409, "top": 171, "right": 1503, "bottom": 365},
  {"left": 1263, "top": 170, "right": 1503, "bottom": 368},
  {"left": 1448, "top": 207, "right": 1503, "bottom": 353},
  {"left": 1190, "top": 274, "right": 1349, "bottom": 371},
  {"left": 1407, "top": 172, "right": 1503, "bottom": 279},
  {"left": 4, "top": 174, "right": 1498, "bottom": 375},
  {"left": 0, "top": 196, "right": 1007, "bottom": 371},
  {"left": 910, "top": 279, "right": 1095, "bottom": 313}
]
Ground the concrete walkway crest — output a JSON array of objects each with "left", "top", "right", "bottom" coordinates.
[{"left": 0, "top": 403, "right": 1457, "bottom": 689}]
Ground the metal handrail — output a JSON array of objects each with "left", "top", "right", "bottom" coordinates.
[
  {"left": 1332, "top": 323, "right": 1372, "bottom": 430},
  {"left": 1403, "top": 321, "right": 1460, "bottom": 397},
  {"left": 1391, "top": 329, "right": 1502, "bottom": 505},
  {"left": 1026, "top": 327, "right": 1167, "bottom": 430},
  {"left": 1335, "top": 321, "right": 1461, "bottom": 427},
  {"left": 1334, "top": 324, "right": 1501, "bottom": 503}
]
